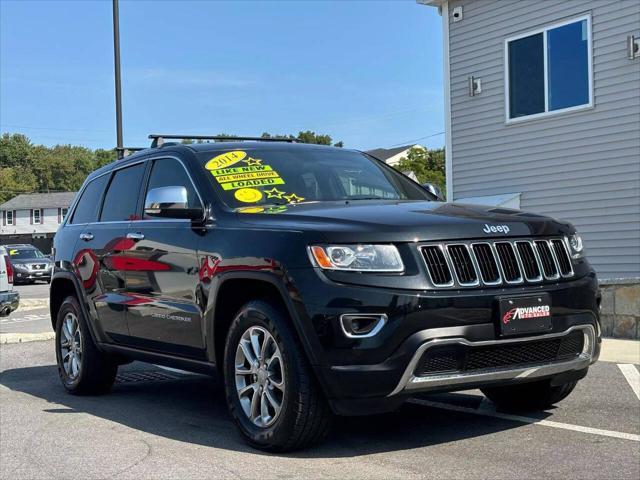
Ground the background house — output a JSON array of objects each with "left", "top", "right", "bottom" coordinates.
[
  {"left": 0, "top": 192, "right": 76, "bottom": 253},
  {"left": 367, "top": 144, "right": 425, "bottom": 166},
  {"left": 420, "top": 0, "right": 640, "bottom": 337}
]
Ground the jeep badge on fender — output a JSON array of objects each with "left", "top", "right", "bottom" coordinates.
[{"left": 50, "top": 135, "right": 600, "bottom": 451}]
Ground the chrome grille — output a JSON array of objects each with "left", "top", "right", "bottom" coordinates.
[
  {"left": 495, "top": 242, "right": 522, "bottom": 283},
  {"left": 535, "top": 240, "right": 559, "bottom": 279},
  {"left": 551, "top": 239, "right": 573, "bottom": 277},
  {"left": 447, "top": 244, "right": 478, "bottom": 286},
  {"left": 515, "top": 241, "right": 542, "bottom": 281},
  {"left": 420, "top": 238, "right": 574, "bottom": 288},
  {"left": 421, "top": 245, "right": 453, "bottom": 286},
  {"left": 472, "top": 243, "right": 501, "bottom": 285}
]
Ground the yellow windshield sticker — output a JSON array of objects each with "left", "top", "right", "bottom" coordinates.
[
  {"left": 210, "top": 165, "right": 273, "bottom": 176},
  {"left": 283, "top": 193, "right": 305, "bottom": 203},
  {"left": 9, "top": 249, "right": 18, "bottom": 255},
  {"left": 205, "top": 150, "right": 247, "bottom": 170},
  {"left": 221, "top": 178, "right": 285, "bottom": 190},
  {"left": 264, "top": 187, "right": 286, "bottom": 199},
  {"left": 215, "top": 170, "right": 280, "bottom": 184},
  {"left": 242, "top": 157, "right": 262, "bottom": 166},
  {"left": 234, "top": 188, "right": 263, "bottom": 203},
  {"left": 237, "top": 206, "right": 265, "bottom": 214}
]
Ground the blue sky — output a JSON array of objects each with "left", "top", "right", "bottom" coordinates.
[{"left": 0, "top": 0, "right": 443, "bottom": 151}]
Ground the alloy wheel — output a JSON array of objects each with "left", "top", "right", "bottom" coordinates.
[
  {"left": 234, "top": 326, "right": 285, "bottom": 427},
  {"left": 60, "top": 312, "right": 82, "bottom": 381}
]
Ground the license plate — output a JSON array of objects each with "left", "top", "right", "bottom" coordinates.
[{"left": 498, "top": 294, "right": 552, "bottom": 336}]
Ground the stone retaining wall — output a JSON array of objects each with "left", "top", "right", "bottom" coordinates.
[{"left": 599, "top": 278, "right": 640, "bottom": 339}]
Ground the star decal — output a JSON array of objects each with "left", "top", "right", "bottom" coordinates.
[
  {"left": 243, "top": 157, "right": 262, "bottom": 166},
  {"left": 284, "top": 193, "right": 305, "bottom": 203},
  {"left": 264, "top": 187, "right": 286, "bottom": 199}
]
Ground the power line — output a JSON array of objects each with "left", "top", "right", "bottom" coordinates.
[
  {"left": 388, "top": 131, "right": 444, "bottom": 148},
  {"left": 0, "top": 124, "right": 112, "bottom": 134},
  {"left": 0, "top": 189, "right": 71, "bottom": 194}
]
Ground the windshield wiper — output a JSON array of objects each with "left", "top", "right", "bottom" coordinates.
[{"left": 343, "top": 196, "right": 390, "bottom": 201}]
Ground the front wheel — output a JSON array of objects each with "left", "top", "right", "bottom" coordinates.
[
  {"left": 481, "top": 379, "right": 578, "bottom": 411},
  {"left": 55, "top": 296, "right": 118, "bottom": 394},
  {"left": 223, "top": 300, "right": 331, "bottom": 451}
]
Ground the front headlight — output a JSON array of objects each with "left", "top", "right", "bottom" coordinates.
[
  {"left": 568, "top": 233, "right": 585, "bottom": 259},
  {"left": 309, "top": 244, "right": 404, "bottom": 272}
]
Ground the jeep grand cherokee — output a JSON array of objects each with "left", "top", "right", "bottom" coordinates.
[{"left": 50, "top": 136, "right": 601, "bottom": 451}]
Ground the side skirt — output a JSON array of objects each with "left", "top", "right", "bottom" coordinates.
[{"left": 99, "top": 343, "right": 217, "bottom": 376}]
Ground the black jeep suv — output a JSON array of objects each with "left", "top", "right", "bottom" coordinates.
[{"left": 51, "top": 136, "right": 601, "bottom": 451}]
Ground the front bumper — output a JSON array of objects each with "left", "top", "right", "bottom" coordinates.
[
  {"left": 0, "top": 290, "right": 20, "bottom": 315},
  {"left": 13, "top": 269, "right": 52, "bottom": 282},
  {"left": 389, "top": 324, "right": 595, "bottom": 396},
  {"left": 289, "top": 268, "right": 601, "bottom": 415}
]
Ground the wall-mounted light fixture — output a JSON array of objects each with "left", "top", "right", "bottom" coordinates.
[
  {"left": 469, "top": 76, "right": 482, "bottom": 96},
  {"left": 628, "top": 35, "right": 639, "bottom": 60}
]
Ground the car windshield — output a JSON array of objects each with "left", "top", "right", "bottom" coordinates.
[
  {"left": 8, "top": 248, "right": 45, "bottom": 259},
  {"left": 197, "top": 147, "right": 433, "bottom": 209}
]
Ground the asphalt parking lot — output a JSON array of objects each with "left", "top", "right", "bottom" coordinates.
[
  {"left": 1, "top": 284, "right": 51, "bottom": 335},
  {"left": 1, "top": 339, "right": 638, "bottom": 479},
  {"left": 2, "top": 284, "right": 639, "bottom": 477}
]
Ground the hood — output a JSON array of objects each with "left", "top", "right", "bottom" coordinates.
[
  {"left": 234, "top": 200, "right": 573, "bottom": 243},
  {"left": 9, "top": 257, "right": 53, "bottom": 266}
]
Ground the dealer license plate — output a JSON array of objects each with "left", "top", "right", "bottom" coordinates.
[{"left": 498, "top": 294, "right": 552, "bottom": 336}]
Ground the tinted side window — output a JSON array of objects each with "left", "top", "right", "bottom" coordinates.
[
  {"left": 70, "top": 175, "right": 108, "bottom": 224},
  {"left": 144, "top": 159, "right": 201, "bottom": 218},
  {"left": 100, "top": 163, "right": 146, "bottom": 222}
]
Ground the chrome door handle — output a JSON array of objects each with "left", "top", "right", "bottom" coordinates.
[
  {"left": 126, "top": 232, "right": 145, "bottom": 241},
  {"left": 79, "top": 233, "right": 94, "bottom": 241}
]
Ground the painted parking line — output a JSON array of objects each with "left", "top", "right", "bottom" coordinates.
[
  {"left": 618, "top": 364, "right": 640, "bottom": 401},
  {"left": 1, "top": 313, "right": 50, "bottom": 324},
  {"left": 409, "top": 398, "right": 640, "bottom": 442}
]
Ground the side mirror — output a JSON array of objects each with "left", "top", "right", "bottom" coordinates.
[
  {"left": 144, "top": 186, "right": 204, "bottom": 220},
  {"left": 422, "top": 183, "right": 445, "bottom": 201}
]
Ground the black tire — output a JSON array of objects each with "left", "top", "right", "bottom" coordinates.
[
  {"left": 223, "top": 300, "right": 332, "bottom": 452},
  {"left": 55, "top": 296, "right": 117, "bottom": 395},
  {"left": 481, "top": 379, "right": 578, "bottom": 411}
]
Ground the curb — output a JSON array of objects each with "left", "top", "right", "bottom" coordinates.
[
  {"left": 600, "top": 338, "right": 640, "bottom": 364},
  {"left": 0, "top": 332, "right": 55, "bottom": 344},
  {"left": 19, "top": 298, "right": 49, "bottom": 309}
]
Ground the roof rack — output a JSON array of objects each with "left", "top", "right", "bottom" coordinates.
[
  {"left": 116, "top": 146, "right": 146, "bottom": 159},
  {"left": 148, "top": 134, "right": 298, "bottom": 148}
]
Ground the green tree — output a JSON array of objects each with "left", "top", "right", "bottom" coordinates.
[
  {"left": 296, "top": 130, "right": 332, "bottom": 145},
  {"left": 0, "top": 133, "right": 33, "bottom": 168},
  {"left": 0, "top": 166, "right": 37, "bottom": 203},
  {"left": 95, "top": 148, "right": 117, "bottom": 168},
  {"left": 395, "top": 147, "right": 446, "bottom": 197}
]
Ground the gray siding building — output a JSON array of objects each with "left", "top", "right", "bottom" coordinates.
[{"left": 421, "top": 0, "right": 640, "bottom": 282}]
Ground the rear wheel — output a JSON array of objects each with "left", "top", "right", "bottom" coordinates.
[
  {"left": 223, "top": 300, "right": 331, "bottom": 451},
  {"left": 55, "top": 296, "right": 117, "bottom": 394},
  {"left": 481, "top": 379, "right": 578, "bottom": 410}
]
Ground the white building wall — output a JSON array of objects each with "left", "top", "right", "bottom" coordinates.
[{"left": 1, "top": 208, "right": 64, "bottom": 236}]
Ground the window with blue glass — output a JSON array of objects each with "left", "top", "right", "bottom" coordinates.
[{"left": 507, "top": 16, "right": 591, "bottom": 121}]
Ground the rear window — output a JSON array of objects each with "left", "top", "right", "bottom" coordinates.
[
  {"left": 197, "top": 147, "right": 431, "bottom": 210},
  {"left": 70, "top": 174, "right": 109, "bottom": 224}
]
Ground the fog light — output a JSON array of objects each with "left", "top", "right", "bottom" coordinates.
[{"left": 340, "top": 314, "right": 387, "bottom": 338}]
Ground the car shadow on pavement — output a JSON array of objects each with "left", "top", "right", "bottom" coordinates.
[{"left": 0, "top": 362, "right": 550, "bottom": 458}]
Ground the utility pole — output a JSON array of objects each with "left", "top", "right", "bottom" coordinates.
[{"left": 112, "top": 0, "right": 124, "bottom": 159}]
